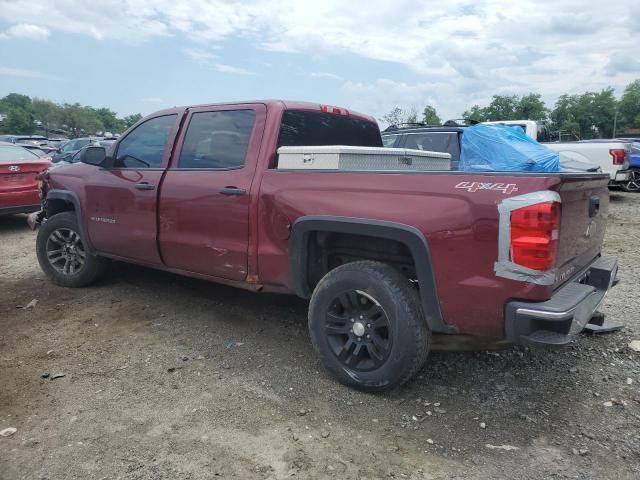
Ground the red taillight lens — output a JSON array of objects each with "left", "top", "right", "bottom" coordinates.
[
  {"left": 610, "top": 149, "right": 625, "bottom": 165},
  {"left": 510, "top": 201, "right": 560, "bottom": 271}
]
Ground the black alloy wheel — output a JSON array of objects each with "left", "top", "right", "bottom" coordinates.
[{"left": 324, "top": 289, "right": 392, "bottom": 371}]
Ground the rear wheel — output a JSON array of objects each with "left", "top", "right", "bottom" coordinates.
[
  {"left": 308, "top": 261, "right": 430, "bottom": 391},
  {"left": 36, "top": 212, "right": 107, "bottom": 287},
  {"left": 620, "top": 169, "right": 640, "bottom": 192}
]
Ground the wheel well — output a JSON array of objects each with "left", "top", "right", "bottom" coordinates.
[
  {"left": 46, "top": 198, "right": 75, "bottom": 217},
  {"left": 305, "top": 231, "right": 416, "bottom": 291}
]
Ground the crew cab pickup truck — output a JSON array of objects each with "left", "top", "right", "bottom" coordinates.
[
  {"left": 30, "top": 100, "right": 618, "bottom": 391},
  {"left": 483, "top": 120, "right": 632, "bottom": 186}
]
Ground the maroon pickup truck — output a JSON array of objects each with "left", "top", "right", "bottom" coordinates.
[{"left": 30, "top": 100, "right": 618, "bottom": 391}]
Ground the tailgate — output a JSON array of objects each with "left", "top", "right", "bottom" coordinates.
[{"left": 553, "top": 175, "right": 609, "bottom": 287}]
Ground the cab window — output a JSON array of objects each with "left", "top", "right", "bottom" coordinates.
[
  {"left": 178, "top": 110, "right": 256, "bottom": 169},
  {"left": 114, "top": 115, "right": 176, "bottom": 168}
]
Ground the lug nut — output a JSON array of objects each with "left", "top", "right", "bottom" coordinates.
[
  {"left": 366, "top": 334, "right": 370, "bottom": 339},
  {"left": 351, "top": 318, "right": 354, "bottom": 323},
  {"left": 367, "top": 324, "right": 371, "bottom": 328}
]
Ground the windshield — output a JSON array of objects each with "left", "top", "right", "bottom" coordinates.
[
  {"left": 0, "top": 146, "right": 40, "bottom": 162},
  {"left": 278, "top": 110, "right": 382, "bottom": 148}
]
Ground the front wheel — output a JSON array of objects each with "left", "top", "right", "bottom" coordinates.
[
  {"left": 308, "top": 261, "right": 430, "bottom": 391},
  {"left": 620, "top": 169, "right": 640, "bottom": 192},
  {"left": 36, "top": 212, "right": 107, "bottom": 287}
]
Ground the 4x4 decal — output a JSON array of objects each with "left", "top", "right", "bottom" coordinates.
[{"left": 455, "top": 181, "right": 518, "bottom": 194}]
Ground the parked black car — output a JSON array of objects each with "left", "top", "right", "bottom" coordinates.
[
  {"left": 0, "top": 135, "right": 48, "bottom": 146},
  {"left": 51, "top": 137, "right": 100, "bottom": 163}
]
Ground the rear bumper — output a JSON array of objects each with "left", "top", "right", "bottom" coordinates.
[
  {"left": 505, "top": 255, "right": 618, "bottom": 346},
  {"left": 612, "top": 170, "right": 630, "bottom": 183}
]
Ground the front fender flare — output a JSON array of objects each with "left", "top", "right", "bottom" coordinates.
[{"left": 46, "top": 189, "right": 95, "bottom": 254}]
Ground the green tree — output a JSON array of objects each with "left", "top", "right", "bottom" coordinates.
[
  {"left": 618, "top": 79, "right": 640, "bottom": 129},
  {"left": 59, "top": 103, "right": 104, "bottom": 137},
  {"left": 590, "top": 88, "right": 616, "bottom": 138},
  {"left": 549, "top": 89, "right": 617, "bottom": 139},
  {"left": 124, "top": 113, "right": 143, "bottom": 128},
  {"left": 0, "top": 93, "right": 142, "bottom": 137},
  {"left": 422, "top": 105, "right": 441, "bottom": 125},
  {"left": 1, "top": 108, "right": 35, "bottom": 134},
  {"left": 94, "top": 107, "right": 126, "bottom": 134},
  {"left": 32, "top": 98, "right": 61, "bottom": 137},
  {"left": 516, "top": 93, "right": 547, "bottom": 121},
  {"left": 0, "top": 93, "right": 34, "bottom": 134},
  {"left": 484, "top": 95, "right": 519, "bottom": 121},
  {"left": 462, "top": 104, "right": 488, "bottom": 122},
  {"left": 0, "top": 93, "right": 32, "bottom": 112},
  {"left": 381, "top": 107, "right": 419, "bottom": 126},
  {"left": 405, "top": 106, "right": 418, "bottom": 124}
]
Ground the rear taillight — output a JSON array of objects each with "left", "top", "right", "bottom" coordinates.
[
  {"left": 610, "top": 149, "right": 625, "bottom": 165},
  {"left": 320, "top": 104, "right": 350, "bottom": 116},
  {"left": 510, "top": 201, "right": 560, "bottom": 271}
]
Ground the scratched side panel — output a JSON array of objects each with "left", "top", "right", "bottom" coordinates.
[{"left": 257, "top": 171, "right": 559, "bottom": 337}]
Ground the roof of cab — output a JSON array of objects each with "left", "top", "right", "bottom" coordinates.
[{"left": 147, "top": 100, "right": 377, "bottom": 124}]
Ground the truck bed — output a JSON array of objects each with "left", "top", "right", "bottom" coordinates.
[{"left": 257, "top": 169, "right": 609, "bottom": 338}]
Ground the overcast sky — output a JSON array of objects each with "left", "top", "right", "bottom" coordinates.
[{"left": 0, "top": 0, "right": 638, "bottom": 122}]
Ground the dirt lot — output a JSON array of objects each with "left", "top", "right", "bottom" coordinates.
[{"left": 1, "top": 193, "right": 639, "bottom": 480}]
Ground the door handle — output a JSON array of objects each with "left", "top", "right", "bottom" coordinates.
[
  {"left": 135, "top": 182, "right": 155, "bottom": 190},
  {"left": 220, "top": 186, "right": 246, "bottom": 196}
]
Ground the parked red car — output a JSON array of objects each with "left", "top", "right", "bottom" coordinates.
[
  {"left": 0, "top": 142, "right": 53, "bottom": 215},
  {"left": 29, "top": 101, "right": 618, "bottom": 390}
]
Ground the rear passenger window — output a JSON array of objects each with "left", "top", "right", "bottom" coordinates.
[
  {"left": 382, "top": 135, "right": 400, "bottom": 147},
  {"left": 278, "top": 110, "right": 382, "bottom": 148},
  {"left": 114, "top": 115, "right": 176, "bottom": 168},
  {"left": 178, "top": 110, "right": 256, "bottom": 169},
  {"left": 404, "top": 132, "right": 460, "bottom": 166}
]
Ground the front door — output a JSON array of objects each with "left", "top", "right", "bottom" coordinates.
[
  {"left": 158, "top": 104, "right": 266, "bottom": 280},
  {"left": 85, "top": 112, "right": 182, "bottom": 265}
]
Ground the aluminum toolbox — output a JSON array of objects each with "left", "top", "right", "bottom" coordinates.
[{"left": 276, "top": 145, "right": 451, "bottom": 171}]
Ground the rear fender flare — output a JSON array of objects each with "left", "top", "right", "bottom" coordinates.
[{"left": 289, "top": 215, "right": 454, "bottom": 334}]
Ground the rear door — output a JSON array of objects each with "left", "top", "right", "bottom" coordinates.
[
  {"left": 158, "top": 104, "right": 266, "bottom": 280},
  {"left": 84, "top": 112, "right": 183, "bottom": 265},
  {"left": 0, "top": 146, "right": 51, "bottom": 210}
]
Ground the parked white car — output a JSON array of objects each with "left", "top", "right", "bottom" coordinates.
[{"left": 484, "top": 120, "right": 631, "bottom": 187}]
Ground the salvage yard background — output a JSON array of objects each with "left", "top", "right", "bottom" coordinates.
[{"left": 1, "top": 193, "right": 639, "bottom": 480}]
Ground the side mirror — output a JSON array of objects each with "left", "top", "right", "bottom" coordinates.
[{"left": 80, "top": 146, "right": 107, "bottom": 166}]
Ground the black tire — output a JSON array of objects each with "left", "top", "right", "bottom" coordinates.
[
  {"left": 308, "top": 261, "right": 430, "bottom": 391},
  {"left": 36, "top": 212, "right": 107, "bottom": 287}
]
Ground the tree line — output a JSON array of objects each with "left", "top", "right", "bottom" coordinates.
[
  {"left": 0, "top": 93, "right": 143, "bottom": 138},
  {"left": 382, "top": 79, "right": 640, "bottom": 140}
]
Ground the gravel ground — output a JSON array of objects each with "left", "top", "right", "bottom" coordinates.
[{"left": 1, "top": 192, "right": 639, "bottom": 480}]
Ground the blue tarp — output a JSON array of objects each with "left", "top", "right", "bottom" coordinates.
[{"left": 459, "top": 124, "right": 560, "bottom": 172}]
